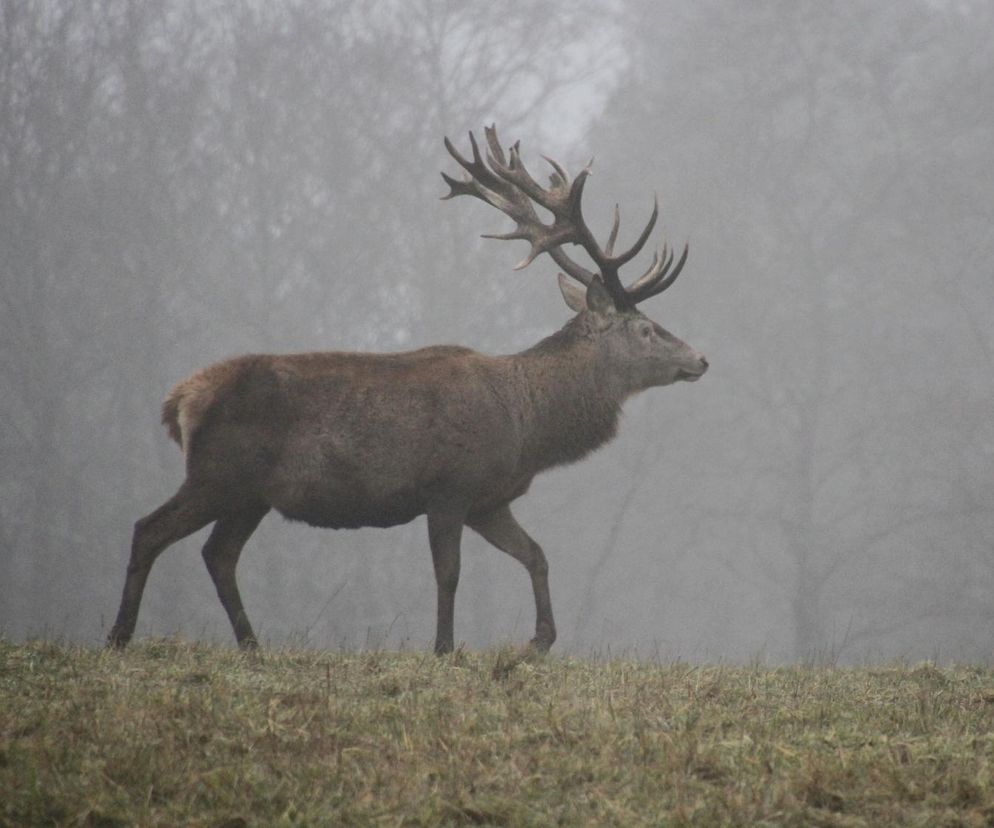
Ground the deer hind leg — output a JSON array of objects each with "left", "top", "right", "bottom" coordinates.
[
  {"left": 468, "top": 504, "right": 556, "bottom": 652},
  {"left": 107, "top": 483, "right": 218, "bottom": 648},
  {"left": 201, "top": 505, "right": 268, "bottom": 649}
]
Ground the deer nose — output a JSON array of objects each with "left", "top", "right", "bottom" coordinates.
[{"left": 699, "top": 356, "right": 709, "bottom": 370}]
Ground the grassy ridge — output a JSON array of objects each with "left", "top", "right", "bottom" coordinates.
[{"left": 2, "top": 639, "right": 994, "bottom": 826}]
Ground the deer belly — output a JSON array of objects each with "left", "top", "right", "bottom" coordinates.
[{"left": 269, "top": 479, "right": 423, "bottom": 529}]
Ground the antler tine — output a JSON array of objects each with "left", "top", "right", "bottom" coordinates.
[
  {"left": 627, "top": 241, "right": 689, "bottom": 302},
  {"left": 563, "top": 170, "right": 618, "bottom": 272},
  {"left": 646, "top": 241, "right": 689, "bottom": 297},
  {"left": 605, "top": 205, "right": 621, "bottom": 257},
  {"left": 548, "top": 246, "right": 597, "bottom": 287},
  {"left": 542, "top": 154, "right": 572, "bottom": 190},
  {"left": 441, "top": 138, "right": 498, "bottom": 204},
  {"left": 624, "top": 242, "right": 668, "bottom": 294},
  {"left": 440, "top": 167, "right": 527, "bottom": 227},
  {"left": 609, "top": 195, "right": 658, "bottom": 268},
  {"left": 491, "top": 137, "right": 570, "bottom": 214},
  {"left": 483, "top": 124, "right": 507, "bottom": 167},
  {"left": 507, "top": 230, "right": 576, "bottom": 271}
]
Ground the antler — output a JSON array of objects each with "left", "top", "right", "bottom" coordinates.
[{"left": 441, "top": 124, "right": 688, "bottom": 309}]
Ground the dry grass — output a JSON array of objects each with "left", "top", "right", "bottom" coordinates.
[{"left": 2, "top": 638, "right": 994, "bottom": 826}]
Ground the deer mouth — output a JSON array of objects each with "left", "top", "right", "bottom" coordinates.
[{"left": 677, "top": 368, "right": 706, "bottom": 382}]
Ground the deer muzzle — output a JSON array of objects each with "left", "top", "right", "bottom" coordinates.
[{"left": 678, "top": 355, "right": 709, "bottom": 382}]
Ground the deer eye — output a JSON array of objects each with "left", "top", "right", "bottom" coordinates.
[{"left": 639, "top": 324, "right": 653, "bottom": 339}]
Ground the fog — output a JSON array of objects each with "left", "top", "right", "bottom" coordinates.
[{"left": 2, "top": 0, "right": 991, "bottom": 663}]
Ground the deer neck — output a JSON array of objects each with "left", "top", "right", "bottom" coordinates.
[{"left": 511, "top": 320, "right": 625, "bottom": 472}]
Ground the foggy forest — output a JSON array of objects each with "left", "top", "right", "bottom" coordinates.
[{"left": 2, "top": 0, "right": 992, "bottom": 664}]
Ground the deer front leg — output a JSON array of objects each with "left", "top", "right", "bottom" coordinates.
[
  {"left": 427, "top": 510, "right": 464, "bottom": 655},
  {"left": 468, "top": 504, "right": 556, "bottom": 652}
]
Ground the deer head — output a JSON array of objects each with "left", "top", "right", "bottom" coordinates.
[{"left": 441, "top": 125, "right": 708, "bottom": 392}]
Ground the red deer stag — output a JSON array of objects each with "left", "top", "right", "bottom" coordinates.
[{"left": 107, "top": 126, "right": 708, "bottom": 654}]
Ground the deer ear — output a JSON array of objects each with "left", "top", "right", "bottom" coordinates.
[
  {"left": 584, "top": 277, "right": 617, "bottom": 317},
  {"left": 558, "top": 273, "right": 587, "bottom": 312}
]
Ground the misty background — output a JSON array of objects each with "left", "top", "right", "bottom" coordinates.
[{"left": 2, "top": 0, "right": 992, "bottom": 663}]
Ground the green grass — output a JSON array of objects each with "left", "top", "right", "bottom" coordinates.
[{"left": 2, "top": 639, "right": 994, "bottom": 826}]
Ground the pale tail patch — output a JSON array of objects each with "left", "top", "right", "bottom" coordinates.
[{"left": 161, "top": 359, "right": 245, "bottom": 459}]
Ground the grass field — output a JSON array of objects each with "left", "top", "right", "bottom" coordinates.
[{"left": 2, "top": 639, "right": 994, "bottom": 826}]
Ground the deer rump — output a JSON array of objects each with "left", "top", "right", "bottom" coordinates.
[{"left": 162, "top": 348, "right": 526, "bottom": 530}]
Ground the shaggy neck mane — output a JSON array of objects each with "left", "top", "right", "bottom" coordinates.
[
  {"left": 520, "top": 314, "right": 591, "bottom": 357},
  {"left": 512, "top": 314, "right": 624, "bottom": 473}
]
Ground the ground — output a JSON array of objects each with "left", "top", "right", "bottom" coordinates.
[{"left": 2, "top": 638, "right": 994, "bottom": 826}]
